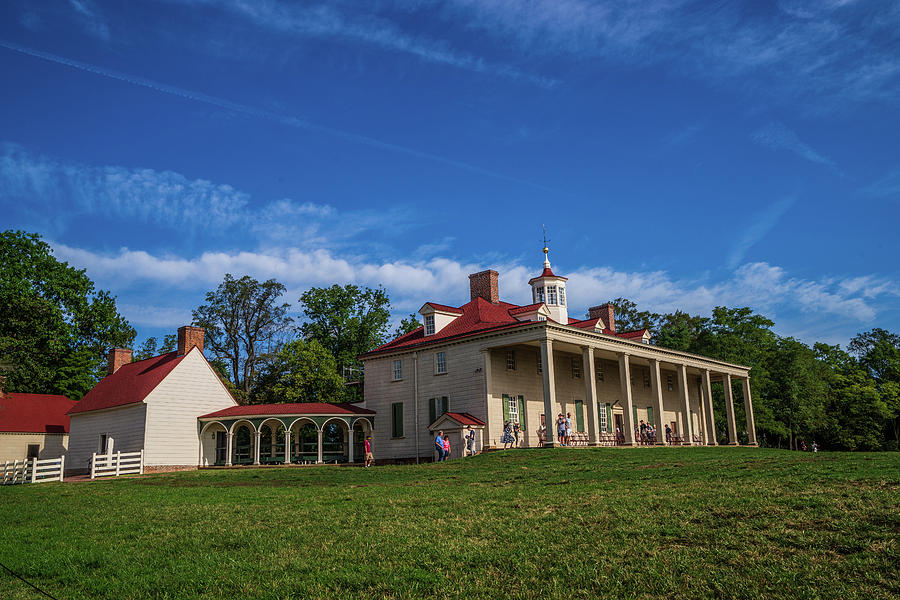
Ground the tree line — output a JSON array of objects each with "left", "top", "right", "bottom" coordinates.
[{"left": 2, "top": 230, "right": 897, "bottom": 450}]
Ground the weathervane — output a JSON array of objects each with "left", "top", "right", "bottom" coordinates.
[{"left": 542, "top": 224, "right": 550, "bottom": 255}]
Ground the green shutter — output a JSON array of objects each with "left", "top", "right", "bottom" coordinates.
[
  {"left": 392, "top": 403, "right": 403, "bottom": 438},
  {"left": 502, "top": 394, "right": 510, "bottom": 422},
  {"left": 606, "top": 404, "right": 613, "bottom": 433},
  {"left": 633, "top": 406, "right": 638, "bottom": 426},
  {"left": 442, "top": 396, "right": 449, "bottom": 416},
  {"left": 575, "top": 400, "right": 584, "bottom": 432},
  {"left": 429, "top": 398, "right": 436, "bottom": 425},
  {"left": 518, "top": 396, "right": 527, "bottom": 429},
  {"left": 647, "top": 405, "right": 654, "bottom": 428}
]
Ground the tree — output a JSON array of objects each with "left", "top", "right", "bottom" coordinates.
[
  {"left": 299, "top": 285, "right": 391, "bottom": 401},
  {"left": 604, "top": 298, "right": 661, "bottom": 334},
  {"left": 251, "top": 339, "right": 343, "bottom": 404},
  {"left": 655, "top": 311, "right": 707, "bottom": 352},
  {"left": 393, "top": 313, "right": 421, "bottom": 338},
  {"left": 133, "top": 334, "right": 177, "bottom": 360},
  {"left": 192, "top": 274, "right": 293, "bottom": 398},
  {"left": 0, "top": 231, "right": 135, "bottom": 399},
  {"left": 848, "top": 329, "right": 900, "bottom": 445}
]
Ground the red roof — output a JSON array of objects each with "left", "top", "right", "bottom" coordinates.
[
  {"left": 68, "top": 351, "right": 189, "bottom": 415},
  {"left": 442, "top": 412, "right": 486, "bottom": 426},
  {"left": 199, "top": 402, "right": 375, "bottom": 419},
  {"left": 509, "top": 303, "right": 545, "bottom": 315},
  {"left": 528, "top": 267, "right": 568, "bottom": 284},
  {"left": 0, "top": 393, "right": 77, "bottom": 433},
  {"left": 616, "top": 329, "right": 648, "bottom": 339},
  {"left": 422, "top": 302, "right": 464, "bottom": 315}
]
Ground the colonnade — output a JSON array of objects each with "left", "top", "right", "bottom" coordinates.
[{"left": 539, "top": 338, "right": 757, "bottom": 448}]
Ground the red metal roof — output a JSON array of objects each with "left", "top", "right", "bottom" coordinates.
[
  {"left": 199, "top": 402, "right": 375, "bottom": 419},
  {"left": 442, "top": 412, "right": 486, "bottom": 426},
  {"left": 616, "top": 329, "right": 648, "bottom": 339},
  {"left": 508, "top": 303, "right": 545, "bottom": 315},
  {"left": 68, "top": 351, "right": 188, "bottom": 415},
  {"left": 422, "top": 302, "right": 464, "bottom": 314},
  {"left": 528, "top": 268, "right": 568, "bottom": 284},
  {"left": 0, "top": 393, "right": 77, "bottom": 433}
]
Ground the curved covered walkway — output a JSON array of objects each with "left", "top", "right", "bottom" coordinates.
[{"left": 197, "top": 403, "right": 375, "bottom": 467}]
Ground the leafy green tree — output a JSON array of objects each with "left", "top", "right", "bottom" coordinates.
[
  {"left": 251, "top": 339, "right": 343, "bottom": 404},
  {"left": 604, "top": 298, "right": 660, "bottom": 334},
  {"left": 192, "top": 274, "right": 293, "bottom": 396},
  {"left": 0, "top": 230, "right": 135, "bottom": 399},
  {"left": 134, "top": 334, "right": 177, "bottom": 360},
  {"left": 655, "top": 311, "right": 708, "bottom": 352},
  {"left": 393, "top": 313, "right": 421, "bottom": 338},
  {"left": 848, "top": 328, "right": 900, "bottom": 445}
]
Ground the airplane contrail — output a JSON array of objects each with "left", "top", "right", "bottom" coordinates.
[{"left": 0, "top": 40, "right": 559, "bottom": 194}]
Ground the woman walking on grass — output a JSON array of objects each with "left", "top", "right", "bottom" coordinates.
[
  {"left": 443, "top": 435, "right": 451, "bottom": 460},
  {"left": 501, "top": 421, "right": 514, "bottom": 449}
]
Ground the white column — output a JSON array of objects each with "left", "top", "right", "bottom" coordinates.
[
  {"left": 698, "top": 380, "right": 709, "bottom": 445},
  {"left": 723, "top": 373, "right": 738, "bottom": 445},
  {"left": 677, "top": 364, "right": 693, "bottom": 445},
  {"left": 253, "top": 431, "right": 261, "bottom": 465},
  {"left": 742, "top": 377, "right": 758, "bottom": 446},
  {"left": 317, "top": 428, "right": 324, "bottom": 464},
  {"left": 649, "top": 359, "right": 667, "bottom": 445},
  {"left": 618, "top": 353, "right": 636, "bottom": 446},
  {"left": 702, "top": 370, "right": 717, "bottom": 446},
  {"left": 285, "top": 428, "right": 291, "bottom": 464},
  {"left": 540, "top": 338, "right": 557, "bottom": 447},
  {"left": 582, "top": 347, "right": 600, "bottom": 445},
  {"left": 225, "top": 432, "right": 233, "bottom": 466},
  {"left": 347, "top": 425, "right": 354, "bottom": 463},
  {"left": 482, "top": 349, "right": 493, "bottom": 448}
]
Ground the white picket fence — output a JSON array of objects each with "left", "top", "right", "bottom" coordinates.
[
  {"left": 2, "top": 456, "right": 65, "bottom": 485},
  {"left": 90, "top": 449, "right": 143, "bottom": 479}
]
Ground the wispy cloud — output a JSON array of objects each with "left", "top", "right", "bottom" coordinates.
[
  {"left": 167, "top": 0, "right": 557, "bottom": 88},
  {"left": 727, "top": 196, "right": 796, "bottom": 269},
  {"left": 53, "top": 240, "right": 900, "bottom": 342},
  {"left": 0, "top": 142, "right": 416, "bottom": 246},
  {"left": 861, "top": 166, "right": 900, "bottom": 199},
  {"left": 751, "top": 122, "right": 838, "bottom": 169},
  {"left": 67, "top": 0, "right": 110, "bottom": 42},
  {"left": 0, "top": 41, "right": 558, "bottom": 194}
]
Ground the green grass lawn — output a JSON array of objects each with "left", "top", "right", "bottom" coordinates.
[{"left": 1, "top": 448, "right": 898, "bottom": 599}]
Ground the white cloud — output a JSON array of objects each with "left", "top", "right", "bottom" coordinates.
[
  {"left": 51, "top": 241, "right": 899, "bottom": 342},
  {"left": 727, "top": 196, "right": 796, "bottom": 269},
  {"left": 751, "top": 122, "right": 837, "bottom": 169},
  {"left": 67, "top": 0, "right": 110, "bottom": 41}
]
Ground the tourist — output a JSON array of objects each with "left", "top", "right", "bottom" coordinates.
[
  {"left": 466, "top": 426, "right": 476, "bottom": 456},
  {"left": 665, "top": 424, "right": 672, "bottom": 444},
  {"left": 501, "top": 421, "right": 515, "bottom": 449},
  {"left": 435, "top": 430, "right": 445, "bottom": 462},
  {"left": 513, "top": 421, "right": 521, "bottom": 447},
  {"left": 537, "top": 422, "right": 547, "bottom": 446},
  {"left": 647, "top": 424, "right": 655, "bottom": 444},
  {"left": 557, "top": 413, "right": 566, "bottom": 446},
  {"left": 812, "top": 441, "right": 819, "bottom": 453},
  {"left": 443, "top": 435, "right": 451, "bottom": 460},
  {"left": 364, "top": 436, "right": 374, "bottom": 468},
  {"left": 639, "top": 420, "right": 647, "bottom": 443},
  {"left": 565, "top": 412, "right": 573, "bottom": 446}
]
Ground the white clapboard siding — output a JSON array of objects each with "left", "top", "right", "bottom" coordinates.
[
  {"left": 143, "top": 348, "right": 236, "bottom": 467},
  {"left": 90, "top": 450, "right": 143, "bottom": 479},
  {"left": 67, "top": 403, "right": 147, "bottom": 473}
]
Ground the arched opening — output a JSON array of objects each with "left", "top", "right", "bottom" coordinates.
[
  {"left": 322, "top": 418, "right": 350, "bottom": 463},
  {"left": 259, "top": 418, "right": 287, "bottom": 464},
  {"left": 288, "top": 419, "right": 319, "bottom": 464},
  {"left": 231, "top": 422, "right": 255, "bottom": 465},
  {"left": 352, "top": 418, "right": 373, "bottom": 463},
  {"left": 199, "top": 421, "right": 227, "bottom": 466}
]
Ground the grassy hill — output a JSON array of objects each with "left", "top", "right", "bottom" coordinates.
[{"left": 1, "top": 448, "right": 898, "bottom": 599}]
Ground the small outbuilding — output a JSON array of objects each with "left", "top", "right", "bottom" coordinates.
[
  {"left": 427, "top": 412, "right": 485, "bottom": 460},
  {"left": 0, "top": 392, "right": 76, "bottom": 462}
]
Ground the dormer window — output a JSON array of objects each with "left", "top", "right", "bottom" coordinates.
[
  {"left": 424, "top": 315, "right": 435, "bottom": 336},
  {"left": 547, "top": 286, "right": 557, "bottom": 305}
]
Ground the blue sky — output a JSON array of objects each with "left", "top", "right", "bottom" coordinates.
[{"left": 2, "top": 0, "right": 899, "bottom": 348}]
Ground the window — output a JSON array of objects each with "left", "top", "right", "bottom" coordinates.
[
  {"left": 502, "top": 395, "right": 527, "bottom": 427},
  {"left": 424, "top": 314, "right": 435, "bottom": 336},
  {"left": 535, "top": 286, "right": 544, "bottom": 303},
  {"left": 599, "top": 402, "right": 609, "bottom": 432},
  {"left": 429, "top": 396, "right": 449, "bottom": 424},
  {"left": 643, "top": 369, "right": 651, "bottom": 388},
  {"left": 596, "top": 362, "right": 604, "bottom": 382},
  {"left": 559, "top": 287, "right": 566, "bottom": 306},
  {"left": 536, "top": 353, "right": 542, "bottom": 375},
  {"left": 667, "top": 375, "right": 673, "bottom": 391},
  {"left": 506, "top": 350, "right": 516, "bottom": 371},
  {"left": 392, "top": 359, "right": 402, "bottom": 381},
  {"left": 391, "top": 403, "right": 404, "bottom": 438},
  {"left": 435, "top": 352, "right": 447, "bottom": 375},
  {"left": 537, "top": 315, "right": 547, "bottom": 321},
  {"left": 507, "top": 395, "right": 519, "bottom": 424},
  {"left": 27, "top": 444, "right": 39, "bottom": 459},
  {"left": 572, "top": 357, "right": 581, "bottom": 379},
  {"left": 547, "top": 286, "right": 558, "bottom": 305}
]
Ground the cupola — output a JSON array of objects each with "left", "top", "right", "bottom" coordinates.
[{"left": 527, "top": 245, "right": 568, "bottom": 324}]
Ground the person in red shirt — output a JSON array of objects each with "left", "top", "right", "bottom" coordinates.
[{"left": 364, "top": 436, "right": 374, "bottom": 468}]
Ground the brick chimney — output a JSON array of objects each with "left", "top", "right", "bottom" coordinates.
[
  {"left": 177, "top": 326, "right": 205, "bottom": 356},
  {"left": 588, "top": 304, "right": 616, "bottom": 332},
  {"left": 469, "top": 269, "right": 499, "bottom": 304},
  {"left": 108, "top": 348, "right": 133, "bottom": 375}
]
